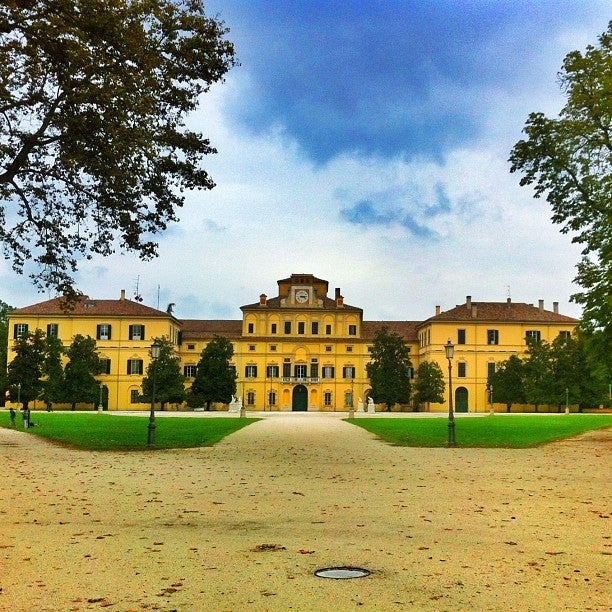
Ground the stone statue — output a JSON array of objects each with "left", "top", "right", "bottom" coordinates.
[
  {"left": 357, "top": 397, "right": 364, "bottom": 412},
  {"left": 228, "top": 395, "right": 239, "bottom": 412},
  {"left": 367, "top": 397, "right": 375, "bottom": 413}
]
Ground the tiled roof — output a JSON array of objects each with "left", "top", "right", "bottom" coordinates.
[
  {"left": 12, "top": 295, "right": 173, "bottom": 318},
  {"left": 362, "top": 321, "right": 420, "bottom": 342},
  {"left": 421, "top": 301, "right": 578, "bottom": 325},
  {"left": 241, "top": 296, "right": 363, "bottom": 312},
  {"left": 181, "top": 320, "right": 243, "bottom": 339}
]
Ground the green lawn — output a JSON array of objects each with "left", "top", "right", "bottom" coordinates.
[
  {"left": 0, "top": 411, "right": 259, "bottom": 451},
  {"left": 346, "top": 414, "right": 612, "bottom": 448}
]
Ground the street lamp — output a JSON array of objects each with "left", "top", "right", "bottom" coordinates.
[
  {"left": 444, "top": 339, "right": 456, "bottom": 446},
  {"left": 16, "top": 382, "right": 21, "bottom": 409},
  {"left": 147, "top": 339, "right": 161, "bottom": 448},
  {"left": 98, "top": 382, "right": 104, "bottom": 413}
]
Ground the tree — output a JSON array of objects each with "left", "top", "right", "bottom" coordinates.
[
  {"left": 141, "top": 336, "right": 186, "bottom": 410},
  {"left": 488, "top": 355, "right": 526, "bottom": 412},
  {"left": 0, "top": 0, "right": 236, "bottom": 296},
  {"left": 548, "top": 333, "right": 606, "bottom": 411},
  {"left": 41, "top": 334, "right": 65, "bottom": 410},
  {"left": 366, "top": 327, "right": 412, "bottom": 411},
  {"left": 0, "top": 300, "right": 14, "bottom": 406},
  {"left": 63, "top": 335, "right": 99, "bottom": 409},
  {"left": 7, "top": 328, "right": 46, "bottom": 409},
  {"left": 522, "top": 338, "right": 555, "bottom": 411},
  {"left": 189, "top": 336, "right": 236, "bottom": 410},
  {"left": 509, "top": 23, "right": 611, "bottom": 336},
  {"left": 413, "top": 360, "right": 445, "bottom": 411}
]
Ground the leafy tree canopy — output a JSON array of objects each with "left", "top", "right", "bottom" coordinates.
[
  {"left": 141, "top": 336, "right": 186, "bottom": 408},
  {"left": 0, "top": 0, "right": 236, "bottom": 296},
  {"left": 510, "top": 22, "right": 611, "bottom": 334},
  {"left": 189, "top": 335, "right": 236, "bottom": 409},
  {"left": 366, "top": 327, "right": 412, "bottom": 410},
  {"left": 7, "top": 328, "right": 46, "bottom": 408},
  {"left": 413, "top": 360, "right": 445, "bottom": 409},
  {"left": 63, "top": 334, "right": 99, "bottom": 407},
  {"left": 0, "top": 299, "right": 14, "bottom": 406},
  {"left": 488, "top": 354, "right": 526, "bottom": 412}
]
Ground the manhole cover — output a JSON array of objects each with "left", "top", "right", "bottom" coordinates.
[{"left": 315, "top": 567, "right": 371, "bottom": 579}]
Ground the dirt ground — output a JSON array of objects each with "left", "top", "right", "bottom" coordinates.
[{"left": 0, "top": 413, "right": 609, "bottom": 611}]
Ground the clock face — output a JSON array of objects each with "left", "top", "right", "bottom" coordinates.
[{"left": 295, "top": 289, "right": 309, "bottom": 303}]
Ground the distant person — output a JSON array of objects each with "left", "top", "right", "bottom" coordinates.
[
  {"left": 21, "top": 406, "right": 30, "bottom": 428},
  {"left": 9, "top": 407, "right": 16, "bottom": 426}
]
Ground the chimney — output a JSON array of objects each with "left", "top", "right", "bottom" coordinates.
[
  {"left": 259, "top": 294, "right": 267, "bottom": 306},
  {"left": 553, "top": 301, "right": 559, "bottom": 314},
  {"left": 335, "top": 287, "right": 341, "bottom": 299},
  {"left": 507, "top": 297, "right": 511, "bottom": 304},
  {"left": 435, "top": 305, "right": 441, "bottom": 316},
  {"left": 538, "top": 299, "right": 544, "bottom": 312},
  {"left": 120, "top": 289, "right": 125, "bottom": 301},
  {"left": 466, "top": 295, "right": 472, "bottom": 310}
]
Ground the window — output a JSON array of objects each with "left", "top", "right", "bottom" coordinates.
[
  {"left": 322, "top": 366, "right": 335, "bottom": 379},
  {"left": 298, "top": 321, "right": 305, "bottom": 335},
  {"left": 46, "top": 323, "right": 58, "bottom": 337},
  {"left": 266, "top": 365, "right": 279, "bottom": 378},
  {"left": 283, "top": 361, "right": 291, "bottom": 377},
  {"left": 294, "top": 364, "right": 307, "bottom": 378},
  {"left": 247, "top": 391, "right": 255, "bottom": 406},
  {"left": 247, "top": 323, "right": 254, "bottom": 334},
  {"left": 184, "top": 365, "right": 197, "bottom": 378},
  {"left": 458, "top": 362, "right": 466, "bottom": 377},
  {"left": 130, "top": 389, "right": 140, "bottom": 404},
  {"left": 270, "top": 344, "right": 277, "bottom": 351},
  {"left": 348, "top": 325, "right": 357, "bottom": 336},
  {"left": 245, "top": 365, "right": 257, "bottom": 378},
  {"left": 324, "top": 392, "right": 333, "bottom": 406},
  {"left": 325, "top": 324, "right": 332, "bottom": 335},
  {"left": 127, "top": 359, "right": 143, "bottom": 375},
  {"left": 271, "top": 323, "right": 277, "bottom": 334},
  {"left": 487, "top": 362, "right": 496, "bottom": 377},
  {"left": 310, "top": 361, "right": 319, "bottom": 378},
  {"left": 526, "top": 330, "right": 541, "bottom": 343},
  {"left": 325, "top": 345, "right": 332, "bottom": 352},
  {"left": 311, "top": 322, "right": 319, "bottom": 335},
  {"left": 99, "top": 358, "right": 111, "bottom": 375},
  {"left": 343, "top": 366, "right": 356, "bottom": 379},
  {"left": 128, "top": 324, "right": 145, "bottom": 341},
  {"left": 487, "top": 329, "right": 499, "bottom": 345},
  {"left": 268, "top": 390, "right": 277, "bottom": 406},
  {"left": 249, "top": 344, "right": 256, "bottom": 351},
  {"left": 558, "top": 330, "right": 571, "bottom": 341},
  {"left": 14, "top": 323, "right": 28, "bottom": 339},
  {"left": 187, "top": 343, "right": 195, "bottom": 350},
  {"left": 346, "top": 346, "right": 353, "bottom": 352},
  {"left": 345, "top": 391, "right": 353, "bottom": 407},
  {"left": 97, "top": 324, "right": 112, "bottom": 341},
  {"left": 457, "top": 329, "right": 466, "bottom": 344},
  {"left": 284, "top": 321, "right": 291, "bottom": 334}
]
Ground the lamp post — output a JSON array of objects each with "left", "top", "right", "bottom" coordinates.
[
  {"left": 16, "top": 382, "right": 21, "bottom": 409},
  {"left": 147, "top": 339, "right": 161, "bottom": 448},
  {"left": 98, "top": 382, "right": 104, "bottom": 413},
  {"left": 489, "top": 384, "right": 494, "bottom": 415},
  {"left": 445, "top": 339, "right": 456, "bottom": 446}
]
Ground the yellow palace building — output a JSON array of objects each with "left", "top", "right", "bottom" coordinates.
[{"left": 7, "top": 273, "right": 577, "bottom": 412}]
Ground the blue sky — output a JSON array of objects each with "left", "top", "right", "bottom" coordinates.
[{"left": 3, "top": 1, "right": 610, "bottom": 320}]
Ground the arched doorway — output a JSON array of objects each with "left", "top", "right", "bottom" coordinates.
[
  {"left": 455, "top": 387, "right": 469, "bottom": 412},
  {"left": 292, "top": 385, "right": 308, "bottom": 411}
]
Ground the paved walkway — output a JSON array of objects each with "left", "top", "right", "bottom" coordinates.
[{"left": 0, "top": 414, "right": 609, "bottom": 611}]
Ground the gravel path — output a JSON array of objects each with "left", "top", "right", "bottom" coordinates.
[{"left": 0, "top": 414, "right": 609, "bottom": 611}]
